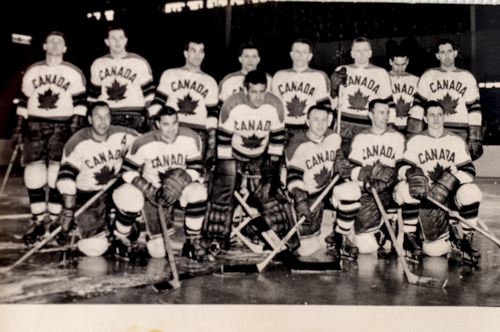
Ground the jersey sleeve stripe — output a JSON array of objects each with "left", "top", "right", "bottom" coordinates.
[
  {"left": 58, "top": 163, "right": 79, "bottom": 181},
  {"left": 88, "top": 83, "right": 101, "bottom": 99},
  {"left": 152, "top": 91, "right": 168, "bottom": 106},
  {"left": 122, "top": 158, "right": 141, "bottom": 172},
  {"left": 207, "top": 105, "right": 219, "bottom": 119},
  {"left": 458, "top": 162, "right": 476, "bottom": 178}
]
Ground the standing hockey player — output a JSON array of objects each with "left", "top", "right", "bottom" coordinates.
[
  {"left": 148, "top": 39, "right": 219, "bottom": 170},
  {"left": 347, "top": 99, "right": 405, "bottom": 255},
  {"left": 285, "top": 104, "right": 361, "bottom": 258},
  {"left": 394, "top": 101, "right": 482, "bottom": 265},
  {"left": 407, "top": 39, "right": 483, "bottom": 161},
  {"left": 123, "top": 106, "right": 208, "bottom": 261},
  {"left": 272, "top": 38, "right": 331, "bottom": 144},
  {"left": 206, "top": 70, "right": 291, "bottom": 252},
  {"left": 330, "top": 37, "right": 395, "bottom": 157},
  {"left": 218, "top": 41, "right": 272, "bottom": 103},
  {"left": 55, "top": 102, "right": 141, "bottom": 257},
  {"left": 12, "top": 31, "right": 87, "bottom": 244},
  {"left": 389, "top": 48, "right": 419, "bottom": 134},
  {"left": 88, "top": 25, "right": 155, "bottom": 133}
]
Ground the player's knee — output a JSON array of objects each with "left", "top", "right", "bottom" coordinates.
[
  {"left": 455, "top": 183, "right": 482, "bottom": 207},
  {"left": 113, "top": 184, "right": 145, "bottom": 214},
  {"left": 77, "top": 233, "right": 110, "bottom": 257},
  {"left": 47, "top": 162, "right": 60, "bottom": 188},
  {"left": 393, "top": 181, "right": 419, "bottom": 206},
  {"left": 179, "top": 182, "right": 207, "bottom": 207},
  {"left": 422, "top": 239, "right": 450, "bottom": 257},
  {"left": 24, "top": 163, "right": 47, "bottom": 189},
  {"left": 147, "top": 235, "right": 166, "bottom": 258},
  {"left": 354, "top": 232, "right": 379, "bottom": 254},
  {"left": 333, "top": 182, "right": 361, "bottom": 201}
]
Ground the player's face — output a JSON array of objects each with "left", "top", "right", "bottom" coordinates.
[
  {"left": 239, "top": 49, "right": 261, "bottom": 73},
  {"left": 436, "top": 43, "right": 457, "bottom": 68},
  {"left": 105, "top": 29, "right": 128, "bottom": 54},
  {"left": 390, "top": 56, "right": 409, "bottom": 75},
  {"left": 157, "top": 114, "right": 179, "bottom": 142},
  {"left": 245, "top": 83, "right": 266, "bottom": 107},
  {"left": 89, "top": 106, "right": 111, "bottom": 137},
  {"left": 351, "top": 42, "right": 372, "bottom": 65},
  {"left": 306, "top": 109, "right": 329, "bottom": 138},
  {"left": 368, "top": 103, "right": 390, "bottom": 131},
  {"left": 425, "top": 106, "right": 445, "bottom": 130},
  {"left": 290, "top": 43, "right": 313, "bottom": 68},
  {"left": 184, "top": 42, "right": 205, "bottom": 68},
  {"left": 43, "top": 35, "right": 67, "bottom": 57}
]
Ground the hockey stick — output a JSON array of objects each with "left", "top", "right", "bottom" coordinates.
[
  {"left": 371, "top": 186, "right": 448, "bottom": 288},
  {"left": 476, "top": 218, "right": 500, "bottom": 242},
  {"left": 0, "top": 177, "right": 119, "bottom": 274},
  {"left": 156, "top": 205, "right": 181, "bottom": 289},
  {"left": 256, "top": 174, "right": 340, "bottom": 272},
  {"left": 0, "top": 143, "right": 20, "bottom": 201},
  {"left": 426, "top": 196, "right": 500, "bottom": 248}
]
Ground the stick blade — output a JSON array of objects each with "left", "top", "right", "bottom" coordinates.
[
  {"left": 151, "top": 279, "right": 181, "bottom": 292},
  {"left": 415, "top": 276, "right": 448, "bottom": 289}
]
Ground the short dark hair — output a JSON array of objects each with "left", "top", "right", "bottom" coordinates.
[
  {"left": 45, "top": 31, "right": 66, "bottom": 43},
  {"left": 157, "top": 106, "right": 178, "bottom": 120},
  {"left": 87, "top": 101, "right": 110, "bottom": 117},
  {"left": 239, "top": 41, "right": 260, "bottom": 56},
  {"left": 390, "top": 47, "right": 409, "bottom": 60},
  {"left": 244, "top": 70, "right": 267, "bottom": 89},
  {"left": 105, "top": 25, "right": 127, "bottom": 39},
  {"left": 352, "top": 36, "right": 371, "bottom": 49},
  {"left": 425, "top": 100, "right": 444, "bottom": 116},
  {"left": 435, "top": 38, "right": 456, "bottom": 53},
  {"left": 291, "top": 38, "right": 313, "bottom": 52},
  {"left": 184, "top": 38, "right": 205, "bottom": 51},
  {"left": 368, "top": 99, "right": 389, "bottom": 113},
  {"left": 306, "top": 103, "right": 331, "bottom": 119}
]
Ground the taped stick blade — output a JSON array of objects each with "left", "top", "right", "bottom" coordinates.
[{"left": 415, "top": 276, "right": 448, "bottom": 289}]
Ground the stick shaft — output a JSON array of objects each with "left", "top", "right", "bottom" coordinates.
[
  {"left": 0, "top": 144, "right": 20, "bottom": 200},
  {"left": 157, "top": 205, "right": 180, "bottom": 286}
]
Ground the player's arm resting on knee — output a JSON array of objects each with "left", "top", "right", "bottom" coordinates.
[
  {"left": 365, "top": 163, "right": 397, "bottom": 192},
  {"left": 123, "top": 170, "right": 162, "bottom": 205},
  {"left": 162, "top": 168, "right": 192, "bottom": 205},
  {"left": 429, "top": 171, "right": 460, "bottom": 204},
  {"left": 405, "top": 166, "right": 429, "bottom": 200},
  {"left": 334, "top": 149, "right": 351, "bottom": 180},
  {"left": 330, "top": 67, "right": 347, "bottom": 99}
]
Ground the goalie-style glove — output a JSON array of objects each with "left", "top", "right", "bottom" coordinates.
[
  {"left": 406, "top": 167, "right": 429, "bottom": 200},
  {"left": 330, "top": 67, "right": 347, "bottom": 99},
  {"left": 467, "top": 125, "right": 484, "bottom": 161},
  {"left": 292, "top": 187, "right": 311, "bottom": 222},
  {"left": 162, "top": 168, "right": 192, "bottom": 206},
  {"left": 132, "top": 176, "right": 163, "bottom": 205},
  {"left": 11, "top": 115, "right": 24, "bottom": 149}
]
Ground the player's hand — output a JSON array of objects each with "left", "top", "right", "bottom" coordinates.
[
  {"left": 406, "top": 167, "right": 429, "bottom": 201},
  {"left": 331, "top": 67, "right": 347, "bottom": 88}
]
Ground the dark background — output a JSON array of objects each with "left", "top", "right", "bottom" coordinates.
[{"left": 1, "top": 1, "right": 500, "bottom": 143}]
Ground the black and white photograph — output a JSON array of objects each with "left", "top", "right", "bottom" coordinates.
[{"left": 1, "top": 0, "right": 500, "bottom": 330}]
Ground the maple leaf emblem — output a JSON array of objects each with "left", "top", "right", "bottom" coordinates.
[
  {"left": 106, "top": 79, "right": 127, "bottom": 102},
  {"left": 94, "top": 165, "right": 116, "bottom": 185},
  {"left": 395, "top": 96, "right": 411, "bottom": 118},
  {"left": 427, "top": 163, "right": 451, "bottom": 183},
  {"left": 241, "top": 134, "right": 265, "bottom": 149},
  {"left": 286, "top": 95, "right": 307, "bottom": 118},
  {"left": 437, "top": 93, "right": 459, "bottom": 116},
  {"left": 38, "top": 89, "right": 59, "bottom": 110},
  {"left": 348, "top": 89, "right": 369, "bottom": 111},
  {"left": 314, "top": 166, "right": 333, "bottom": 189},
  {"left": 177, "top": 94, "right": 198, "bottom": 115}
]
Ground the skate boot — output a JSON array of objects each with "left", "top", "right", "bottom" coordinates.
[
  {"left": 326, "top": 231, "right": 358, "bottom": 260},
  {"left": 23, "top": 218, "right": 46, "bottom": 245},
  {"left": 182, "top": 235, "right": 206, "bottom": 262},
  {"left": 112, "top": 222, "right": 140, "bottom": 261},
  {"left": 403, "top": 233, "right": 423, "bottom": 263},
  {"left": 460, "top": 233, "right": 481, "bottom": 266}
]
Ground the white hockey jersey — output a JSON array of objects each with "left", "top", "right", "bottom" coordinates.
[
  {"left": 124, "top": 127, "right": 203, "bottom": 188},
  {"left": 219, "top": 70, "right": 272, "bottom": 102},
  {"left": 89, "top": 53, "right": 154, "bottom": 112},
  {"left": 390, "top": 73, "right": 419, "bottom": 130},
  {"left": 152, "top": 67, "right": 219, "bottom": 131},
  {"left": 272, "top": 68, "right": 330, "bottom": 127},
  {"left": 285, "top": 129, "right": 342, "bottom": 195},
  {"left": 57, "top": 126, "right": 139, "bottom": 193},
  {"left": 218, "top": 91, "right": 285, "bottom": 161},
  {"left": 17, "top": 61, "right": 87, "bottom": 121},
  {"left": 409, "top": 68, "right": 481, "bottom": 130}
]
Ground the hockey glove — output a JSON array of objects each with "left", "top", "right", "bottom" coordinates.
[
  {"left": 365, "top": 163, "right": 397, "bottom": 193},
  {"left": 467, "top": 125, "right": 484, "bottom": 161},
  {"left": 57, "top": 194, "right": 77, "bottom": 235},
  {"left": 162, "top": 168, "right": 192, "bottom": 206},
  {"left": 334, "top": 149, "right": 351, "bottom": 180},
  {"left": 292, "top": 187, "right": 312, "bottom": 222},
  {"left": 11, "top": 115, "right": 24, "bottom": 149},
  {"left": 406, "top": 167, "right": 429, "bottom": 201},
  {"left": 330, "top": 67, "right": 347, "bottom": 99},
  {"left": 132, "top": 176, "right": 163, "bottom": 205},
  {"left": 428, "top": 171, "right": 459, "bottom": 205}
]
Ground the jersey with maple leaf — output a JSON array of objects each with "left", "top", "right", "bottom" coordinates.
[
  {"left": 390, "top": 73, "right": 419, "bottom": 130},
  {"left": 218, "top": 91, "right": 285, "bottom": 160},
  {"left": 332, "top": 64, "right": 395, "bottom": 126},
  {"left": 271, "top": 68, "right": 330, "bottom": 127},
  {"left": 218, "top": 70, "right": 272, "bottom": 102},
  {"left": 17, "top": 61, "right": 87, "bottom": 121},
  {"left": 285, "top": 129, "right": 342, "bottom": 195},
  {"left": 400, "top": 130, "right": 475, "bottom": 185},
  {"left": 409, "top": 68, "right": 481, "bottom": 131},
  {"left": 88, "top": 53, "right": 155, "bottom": 112},
  {"left": 57, "top": 126, "right": 139, "bottom": 194},
  {"left": 123, "top": 127, "right": 203, "bottom": 188},
  {"left": 151, "top": 67, "right": 219, "bottom": 131}
]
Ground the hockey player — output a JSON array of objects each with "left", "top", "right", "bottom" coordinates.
[
  {"left": 88, "top": 25, "right": 155, "bottom": 133},
  {"left": 11, "top": 31, "right": 87, "bottom": 245},
  {"left": 148, "top": 39, "right": 219, "bottom": 170},
  {"left": 122, "top": 106, "right": 208, "bottom": 261},
  {"left": 330, "top": 37, "right": 395, "bottom": 157},
  {"left": 206, "top": 70, "right": 291, "bottom": 252},
  {"left": 394, "top": 101, "right": 482, "bottom": 265},
  {"left": 55, "top": 102, "right": 141, "bottom": 257},
  {"left": 389, "top": 48, "right": 419, "bottom": 134},
  {"left": 285, "top": 103, "right": 361, "bottom": 258},
  {"left": 272, "top": 38, "right": 331, "bottom": 144},
  {"left": 218, "top": 41, "right": 272, "bottom": 103},
  {"left": 407, "top": 38, "right": 483, "bottom": 161},
  {"left": 347, "top": 99, "right": 405, "bottom": 255}
]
